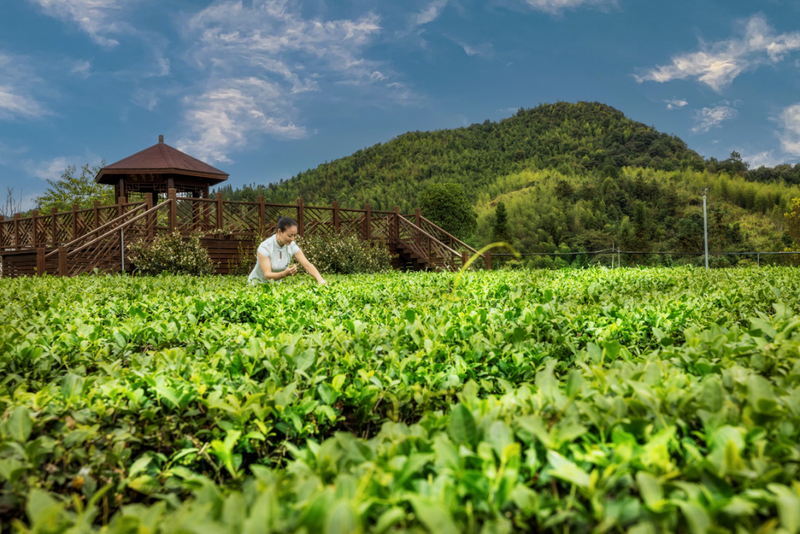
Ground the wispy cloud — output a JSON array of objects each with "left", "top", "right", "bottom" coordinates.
[
  {"left": 514, "top": 0, "right": 616, "bottom": 15},
  {"left": 636, "top": 14, "right": 800, "bottom": 91},
  {"left": 130, "top": 88, "right": 159, "bottom": 111},
  {"left": 691, "top": 103, "right": 738, "bottom": 133},
  {"left": 70, "top": 60, "right": 92, "bottom": 78},
  {"left": 665, "top": 98, "right": 688, "bottom": 110},
  {"left": 0, "top": 141, "right": 28, "bottom": 165},
  {"left": 24, "top": 156, "right": 73, "bottom": 181},
  {"left": 0, "top": 53, "right": 50, "bottom": 120},
  {"left": 177, "top": 77, "right": 306, "bottom": 164},
  {"left": 741, "top": 150, "right": 785, "bottom": 169},
  {"left": 24, "top": 154, "right": 103, "bottom": 181},
  {"left": 413, "top": 0, "right": 448, "bottom": 26},
  {"left": 28, "top": 0, "right": 133, "bottom": 47},
  {"left": 445, "top": 35, "right": 494, "bottom": 58},
  {"left": 179, "top": 0, "right": 411, "bottom": 162},
  {"left": 779, "top": 103, "right": 800, "bottom": 156}
]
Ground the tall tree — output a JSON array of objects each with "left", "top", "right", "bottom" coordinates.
[
  {"left": 419, "top": 183, "right": 477, "bottom": 240},
  {"left": 492, "top": 201, "right": 511, "bottom": 243},
  {"left": 35, "top": 161, "right": 112, "bottom": 212}
]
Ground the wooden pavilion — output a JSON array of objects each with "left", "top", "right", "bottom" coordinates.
[{"left": 95, "top": 135, "right": 228, "bottom": 202}]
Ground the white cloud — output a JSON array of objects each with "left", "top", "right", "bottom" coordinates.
[
  {"left": 70, "top": 60, "right": 92, "bottom": 78},
  {"left": 444, "top": 34, "right": 493, "bottom": 58},
  {"left": 515, "top": 0, "right": 616, "bottom": 15},
  {"left": 28, "top": 0, "right": 132, "bottom": 47},
  {"left": 741, "top": 150, "right": 783, "bottom": 169},
  {"left": 0, "top": 53, "right": 50, "bottom": 120},
  {"left": 179, "top": 0, "right": 410, "bottom": 161},
  {"left": 779, "top": 103, "right": 800, "bottom": 156},
  {"left": 413, "top": 0, "right": 448, "bottom": 26},
  {"left": 692, "top": 104, "right": 738, "bottom": 133},
  {"left": 177, "top": 78, "right": 306, "bottom": 164},
  {"left": 0, "top": 87, "right": 49, "bottom": 120},
  {"left": 25, "top": 156, "right": 74, "bottom": 181},
  {"left": 665, "top": 98, "right": 688, "bottom": 110},
  {"left": 461, "top": 41, "right": 493, "bottom": 58},
  {"left": 637, "top": 14, "right": 800, "bottom": 91}
]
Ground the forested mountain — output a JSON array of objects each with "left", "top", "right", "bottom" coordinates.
[
  {"left": 217, "top": 101, "right": 800, "bottom": 261},
  {"left": 219, "top": 102, "right": 710, "bottom": 211}
]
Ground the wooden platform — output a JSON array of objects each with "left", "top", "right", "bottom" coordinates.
[{"left": 0, "top": 190, "right": 489, "bottom": 278}]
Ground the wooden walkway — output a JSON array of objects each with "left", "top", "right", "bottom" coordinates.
[{"left": 0, "top": 189, "right": 490, "bottom": 278}]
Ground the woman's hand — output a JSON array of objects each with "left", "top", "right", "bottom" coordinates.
[
  {"left": 318, "top": 278, "right": 327, "bottom": 286},
  {"left": 283, "top": 265, "right": 298, "bottom": 277}
]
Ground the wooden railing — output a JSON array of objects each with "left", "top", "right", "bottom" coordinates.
[
  {"left": 415, "top": 214, "right": 490, "bottom": 270},
  {"left": 397, "top": 215, "right": 465, "bottom": 272},
  {"left": 0, "top": 189, "right": 491, "bottom": 277},
  {"left": 53, "top": 201, "right": 172, "bottom": 277}
]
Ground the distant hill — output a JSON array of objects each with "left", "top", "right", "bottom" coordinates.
[
  {"left": 217, "top": 101, "right": 800, "bottom": 259},
  {"left": 219, "top": 102, "right": 708, "bottom": 212}
]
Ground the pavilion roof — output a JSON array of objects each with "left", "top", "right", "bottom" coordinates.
[{"left": 95, "top": 136, "right": 228, "bottom": 184}]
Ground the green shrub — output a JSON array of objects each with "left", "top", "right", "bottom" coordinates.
[
  {"left": 227, "top": 239, "right": 258, "bottom": 276},
  {"left": 419, "top": 183, "right": 477, "bottom": 240},
  {"left": 128, "top": 231, "right": 216, "bottom": 276},
  {"left": 294, "top": 233, "right": 393, "bottom": 274},
  {"left": 527, "top": 255, "right": 555, "bottom": 269}
]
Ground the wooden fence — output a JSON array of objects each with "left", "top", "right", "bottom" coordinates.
[{"left": 0, "top": 189, "right": 490, "bottom": 278}]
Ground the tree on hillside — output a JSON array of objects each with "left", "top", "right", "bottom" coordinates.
[
  {"left": 35, "top": 161, "right": 112, "bottom": 212},
  {"left": 492, "top": 201, "right": 511, "bottom": 244},
  {"left": 786, "top": 198, "right": 800, "bottom": 247},
  {"left": 419, "top": 183, "right": 477, "bottom": 240}
]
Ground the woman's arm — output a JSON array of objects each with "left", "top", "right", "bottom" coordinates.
[
  {"left": 294, "top": 251, "right": 326, "bottom": 285},
  {"left": 257, "top": 252, "right": 297, "bottom": 281}
]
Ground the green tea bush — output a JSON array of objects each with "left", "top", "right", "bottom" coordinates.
[
  {"left": 128, "top": 231, "right": 216, "bottom": 276},
  {"left": 294, "top": 233, "right": 393, "bottom": 274},
  {"left": 3, "top": 269, "right": 800, "bottom": 532}
]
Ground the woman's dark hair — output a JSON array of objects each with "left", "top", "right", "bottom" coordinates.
[{"left": 276, "top": 216, "right": 298, "bottom": 232}]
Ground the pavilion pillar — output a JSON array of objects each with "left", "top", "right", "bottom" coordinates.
[
  {"left": 485, "top": 251, "right": 491, "bottom": 271},
  {"left": 94, "top": 201, "right": 100, "bottom": 231},
  {"left": 415, "top": 207, "right": 422, "bottom": 245},
  {"left": 215, "top": 192, "right": 223, "bottom": 230},
  {"left": 0, "top": 216, "right": 4, "bottom": 251}
]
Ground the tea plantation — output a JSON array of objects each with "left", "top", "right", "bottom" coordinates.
[{"left": 2, "top": 268, "right": 800, "bottom": 533}]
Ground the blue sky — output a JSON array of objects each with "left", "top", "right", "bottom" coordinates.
[{"left": 2, "top": 0, "right": 800, "bottom": 210}]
